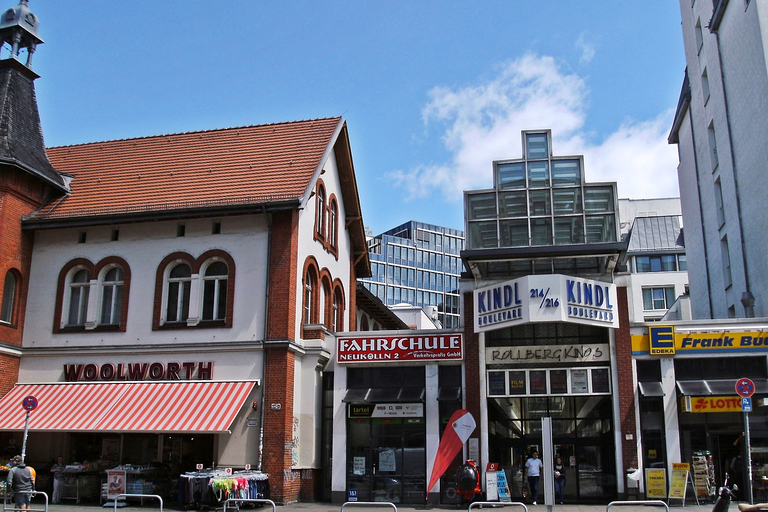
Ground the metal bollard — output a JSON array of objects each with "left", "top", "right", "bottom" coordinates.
[
  {"left": 223, "top": 498, "right": 276, "bottom": 512},
  {"left": 112, "top": 493, "right": 163, "bottom": 512},
  {"left": 341, "top": 501, "right": 398, "bottom": 512},
  {"left": 606, "top": 500, "right": 671, "bottom": 512},
  {"left": 468, "top": 501, "right": 529, "bottom": 512}
]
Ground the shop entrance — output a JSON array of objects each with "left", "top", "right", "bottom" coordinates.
[
  {"left": 347, "top": 416, "right": 426, "bottom": 503},
  {"left": 488, "top": 395, "right": 617, "bottom": 502}
]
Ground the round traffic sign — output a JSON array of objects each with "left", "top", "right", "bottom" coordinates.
[
  {"left": 22, "top": 395, "right": 38, "bottom": 411},
  {"left": 736, "top": 378, "right": 756, "bottom": 398}
]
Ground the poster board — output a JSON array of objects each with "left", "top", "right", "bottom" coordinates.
[
  {"left": 497, "top": 471, "right": 511, "bottom": 502},
  {"left": 668, "top": 465, "right": 689, "bottom": 501},
  {"left": 486, "top": 472, "right": 499, "bottom": 501},
  {"left": 484, "top": 471, "right": 511, "bottom": 502},
  {"left": 645, "top": 468, "right": 667, "bottom": 498},
  {"left": 107, "top": 470, "right": 126, "bottom": 501}
]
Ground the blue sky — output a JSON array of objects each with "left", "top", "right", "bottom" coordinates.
[{"left": 25, "top": 2, "right": 685, "bottom": 236}]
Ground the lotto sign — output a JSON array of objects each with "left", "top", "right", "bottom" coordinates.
[{"left": 736, "top": 378, "right": 756, "bottom": 398}]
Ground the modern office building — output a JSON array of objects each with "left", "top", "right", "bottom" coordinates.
[
  {"left": 362, "top": 221, "right": 464, "bottom": 329},
  {"left": 670, "top": 0, "right": 768, "bottom": 319}
]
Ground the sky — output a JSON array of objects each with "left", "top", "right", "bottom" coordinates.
[{"left": 23, "top": 2, "right": 686, "bottom": 236}]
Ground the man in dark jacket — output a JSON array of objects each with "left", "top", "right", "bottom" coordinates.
[{"left": 6, "top": 455, "right": 34, "bottom": 510}]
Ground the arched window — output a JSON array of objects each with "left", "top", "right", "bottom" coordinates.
[
  {"left": 166, "top": 263, "right": 191, "bottom": 323},
  {"left": 67, "top": 269, "right": 90, "bottom": 326},
  {"left": 303, "top": 268, "right": 317, "bottom": 324},
  {"left": 333, "top": 287, "right": 344, "bottom": 332},
  {"left": 1, "top": 270, "right": 18, "bottom": 324},
  {"left": 202, "top": 261, "right": 228, "bottom": 321},
  {"left": 329, "top": 199, "right": 338, "bottom": 249},
  {"left": 100, "top": 266, "right": 124, "bottom": 325},
  {"left": 316, "top": 185, "right": 326, "bottom": 238}
]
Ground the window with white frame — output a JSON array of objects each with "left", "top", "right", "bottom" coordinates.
[
  {"left": 202, "top": 261, "right": 228, "bottom": 321},
  {"left": 642, "top": 287, "right": 677, "bottom": 311},
  {"left": 316, "top": 185, "right": 326, "bottom": 239},
  {"left": 329, "top": 199, "right": 338, "bottom": 249},
  {"left": 1, "top": 270, "right": 18, "bottom": 325},
  {"left": 165, "top": 263, "right": 192, "bottom": 323},
  {"left": 100, "top": 266, "right": 124, "bottom": 325},
  {"left": 67, "top": 268, "right": 91, "bottom": 326},
  {"left": 303, "top": 269, "right": 316, "bottom": 324}
]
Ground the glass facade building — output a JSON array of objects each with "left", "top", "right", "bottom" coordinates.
[
  {"left": 465, "top": 130, "right": 619, "bottom": 251},
  {"left": 361, "top": 221, "right": 464, "bottom": 329}
]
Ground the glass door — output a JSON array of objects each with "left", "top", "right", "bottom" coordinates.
[{"left": 347, "top": 416, "right": 426, "bottom": 504}]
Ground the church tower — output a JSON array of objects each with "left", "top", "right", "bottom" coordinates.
[{"left": 0, "top": 0, "right": 66, "bottom": 396}]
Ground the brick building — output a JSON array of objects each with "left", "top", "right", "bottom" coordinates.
[{"left": 0, "top": 1, "right": 370, "bottom": 505}]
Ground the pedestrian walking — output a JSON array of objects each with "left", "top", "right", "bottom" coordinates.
[
  {"left": 525, "top": 451, "right": 544, "bottom": 505},
  {"left": 6, "top": 455, "right": 34, "bottom": 511},
  {"left": 554, "top": 457, "right": 566, "bottom": 504}
]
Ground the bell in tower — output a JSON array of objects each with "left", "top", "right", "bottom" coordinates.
[{"left": 0, "top": 0, "right": 42, "bottom": 68}]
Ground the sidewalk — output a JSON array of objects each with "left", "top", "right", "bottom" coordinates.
[{"left": 16, "top": 500, "right": 716, "bottom": 512}]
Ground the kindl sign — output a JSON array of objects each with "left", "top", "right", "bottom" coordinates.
[{"left": 474, "top": 274, "right": 618, "bottom": 332}]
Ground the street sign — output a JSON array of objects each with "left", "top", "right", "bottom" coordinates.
[
  {"left": 743, "top": 398, "right": 752, "bottom": 412},
  {"left": 736, "top": 378, "right": 756, "bottom": 398},
  {"left": 22, "top": 396, "right": 38, "bottom": 411}
]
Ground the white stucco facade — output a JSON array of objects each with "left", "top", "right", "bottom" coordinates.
[{"left": 673, "top": 0, "right": 768, "bottom": 319}]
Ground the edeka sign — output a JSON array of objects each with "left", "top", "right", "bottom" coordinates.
[
  {"left": 336, "top": 334, "right": 463, "bottom": 363},
  {"left": 474, "top": 274, "right": 618, "bottom": 333}
]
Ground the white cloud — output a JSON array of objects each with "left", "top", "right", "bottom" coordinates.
[
  {"left": 386, "top": 53, "right": 680, "bottom": 202},
  {"left": 576, "top": 32, "right": 596, "bottom": 64}
]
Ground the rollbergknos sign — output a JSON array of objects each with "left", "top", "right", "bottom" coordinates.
[{"left": 474, "top": 274, "right": 618, "bottom": 332}]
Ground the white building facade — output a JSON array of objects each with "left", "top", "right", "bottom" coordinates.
[{"left": 670, "top": 0, "right": 768, "bottom": 319}]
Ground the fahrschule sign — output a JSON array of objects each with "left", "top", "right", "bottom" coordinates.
[{"left": 473, "top": 274, "right": 618, "bottom": 333}]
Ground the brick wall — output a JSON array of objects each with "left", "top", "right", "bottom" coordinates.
[
  {"left": 462, "top": 291, "right": 482, "bottom": 462},
  {"left": 0, "top": 355, "right": 20, "bottom": 397},
  {"left": 267, "top": 210, "right": 298, "bottom": 341},
  {"left": 263, "top": 209, "right": 300, "bottom": 503},
  {"left": 262, "top": 345, "right": 298, "bottom": 503},
  {"left": 615, "top": 287, "right": 639, "bottom": 470}
]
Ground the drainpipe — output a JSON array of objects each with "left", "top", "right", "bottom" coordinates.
[{"left": 259, "top": 205, "right": 272, "bottom": 471}]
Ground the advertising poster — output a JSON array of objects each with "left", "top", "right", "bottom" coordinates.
[
  {"left": 379, "top": 448, "right": 396, "bottom": 472},
  {"left": 645, "top": 468, "right": 667, "bottom": 498},
  {"left": 107, "top": 470, "right": 126, "bottom": 500},
  {"left": 669, "top": 464, "right": 689, "bottom": 500}
]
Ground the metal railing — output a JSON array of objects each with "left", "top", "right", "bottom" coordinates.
[
  {"left": 341, "top": 501, "right": 398, "bottom": 512},
  {"left": 223, "top": 498, "right": 276, "bottom": 512},
  {"left": 606, "top": 500, "right": 670, "bottom": 512},
  {"left": 468, "top": 501, "right": 528, "bottom": 512},
  {"left": 111, "top": 493, "right": 163, "bottom": 511},
  {"left": 2, "top": 490, "right": 48, "bottom": 512}
]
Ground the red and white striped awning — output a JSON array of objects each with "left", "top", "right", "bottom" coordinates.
[{"left": 0, "top": 381, "right": 257, "bottom": 433}]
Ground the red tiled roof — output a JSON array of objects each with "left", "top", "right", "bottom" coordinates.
[{"left": 35, "top": 117, "right": 343, "bottom": 221}]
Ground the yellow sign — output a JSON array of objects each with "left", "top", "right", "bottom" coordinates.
[
  {"left": 672, "top": 463, "right": 690, "bottom": 471},
  {"left": 649, "top": 325, "right": 675, "bottom": 355},
  {"left": 633, "top": 326, "right": 768, "bottom": 355},
  {"left": 646, "top": 468, "right": 667, "bottom": 498},
  {"left": 682, "top": 396, "right": 743, "bottom": 413},
  {"left": 669, "top": 469, "right": 689, "bottom": 499}
]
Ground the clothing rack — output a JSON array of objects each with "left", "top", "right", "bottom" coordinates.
[{"left": 179, "top": 469, "right": 269, "bottom": 509}]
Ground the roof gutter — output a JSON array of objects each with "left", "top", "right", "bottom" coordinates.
[{"left": 21, "top": 198, "right": 301, "bottom": 230}]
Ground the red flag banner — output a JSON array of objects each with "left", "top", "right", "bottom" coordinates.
[{"left": 426, "top": 409, "right": 476, "bottom": 496}]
